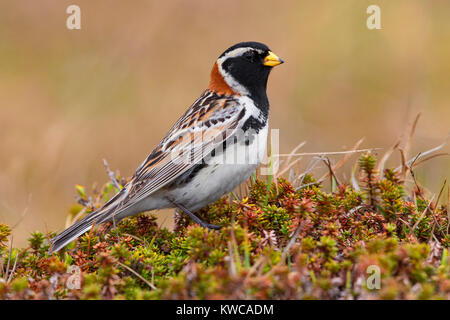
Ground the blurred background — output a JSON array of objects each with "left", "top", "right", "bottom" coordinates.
[{"left": 1, "top": 0, "right": 449, "bottom": 247}]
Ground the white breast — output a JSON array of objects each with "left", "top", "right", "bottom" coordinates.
[{"left": 170, "top": 123, "right": 268, "bottom": 211}]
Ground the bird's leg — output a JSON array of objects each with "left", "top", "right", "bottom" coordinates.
[{"left": 171, "top": 201, "right": 221, "bottom": 230}]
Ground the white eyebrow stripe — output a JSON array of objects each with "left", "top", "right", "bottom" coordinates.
[
  {"left": 223, "top": 47, "right": 250, "bottom": 58},
  {"left": 221, "top": 47, "right": 264, "bottom": 59}
]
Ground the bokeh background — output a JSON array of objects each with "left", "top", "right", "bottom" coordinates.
[{"left": 1, "top": 0, "right": 449, "bottom": 247}]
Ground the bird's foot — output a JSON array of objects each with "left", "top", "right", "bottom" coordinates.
[{"left": 171, "top": 200, "right": 221, "bottom": 231}]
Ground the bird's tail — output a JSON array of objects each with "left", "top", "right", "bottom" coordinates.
[{"left": 50, "top": 191, "right": 125, "bottom": 253}]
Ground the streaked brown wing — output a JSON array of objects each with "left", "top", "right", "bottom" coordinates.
[{"left": 119, "top": 90, "right": 245, "bottom": 210}]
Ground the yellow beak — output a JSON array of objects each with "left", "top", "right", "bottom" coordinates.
[{"left": 263, "top": 51, "right": 284, "bottom": 67}]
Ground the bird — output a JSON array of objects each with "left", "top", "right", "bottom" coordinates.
[{"left": 50, "top": 41, "right": 284, "bottom": 252}]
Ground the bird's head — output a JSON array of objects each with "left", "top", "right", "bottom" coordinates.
[{"left": 208, "top": 42, "right": 284, "bottom": 99}]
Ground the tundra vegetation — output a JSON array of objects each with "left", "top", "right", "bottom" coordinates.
[{"left": 1, "top": 126, "right": 449, "bottom": 299}]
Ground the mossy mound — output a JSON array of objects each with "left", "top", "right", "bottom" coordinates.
[{"left": 0, "top": 153, "right": 449, "bottom": 299}]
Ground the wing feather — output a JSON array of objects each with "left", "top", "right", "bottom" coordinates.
[{"left": 119, "top": 91, "right": 245, "bottom": 211}]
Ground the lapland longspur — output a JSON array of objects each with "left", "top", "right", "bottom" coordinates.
[{"left": 51, "top": 41, "right": 284, "bottom": 252}]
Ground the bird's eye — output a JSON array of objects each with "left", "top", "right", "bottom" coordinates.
[{"left": 243, "top": 50, "right": 257, "bottom": 62}]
